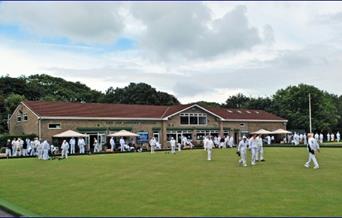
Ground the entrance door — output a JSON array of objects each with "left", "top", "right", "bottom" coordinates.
[
  {"left": 97, "top": 133, "right": 106, "bottom": 151},
  {"left": 153, "top": 132, "right": 160, "bottom": 142}
]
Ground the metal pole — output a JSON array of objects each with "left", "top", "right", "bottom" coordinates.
[{"left": 309, "top": 93, "right": 312, "bottom": 133}]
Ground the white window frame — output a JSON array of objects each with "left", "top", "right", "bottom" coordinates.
[{"left": 180, "top": 113, "right": 207, "bottom": 126}]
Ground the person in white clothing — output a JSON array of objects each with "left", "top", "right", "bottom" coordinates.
[
  {"left": 17, "top": 138, "right": 23, "bottom": 156},
  {"left": 327, "top": 133, "right": 331, "bottom": 142},
  {"left": 319, "top": 133, "right": 324, "bottom": 144},
  {"left": 203, "top": 136, "right": 208, "bottom": 151},
  {"left": 337, "top": 132, "right": 341, "bottom": 143},
  {"left": 237, "top": 136, "right": 248, "bottom": 167},
  {"left": 266, "top": 135, "right": 271, "bottom": 145},
  {"left": 36, "top": 139, "right": 43, "bottom": 159},
  {"left": 11, "top": 138, "right": 17, "bottom": 156},
  {"left": 119, "top": 137, "right": 125, "bottom": 152},
  {"left": 331, "top": 133, "right": 335, "bottom": 142},
  {"left": 305, "top": 133, "right": 320, "bottom": 169},
  {"left": 170, "top": 137, "right": 176, "bottom": 154},
  {"left": 110, "top": 137, "right": 115, "bottom": 152},
  {"left": 249, "top": 135, "right": 258, "bottom": 166},
  {"left": 77, "top": 138, "right": 85, "bottom": 154},
  {"left": 206, "top": 137, "right": 214, "bottom": 161},
  {"left": 69, "top": 137, "right": 76, "bottom": 154},
  {"left": 42, "top": 140, "right": 50, "bottom": 160},
  {"left": 224, "top": 135, "right": 230, "bottom": 148},
  {"left": 61, "top": 140, "right": 69, "bottom": 159},
  {"left": 256, "top": 135, "right": 264, "bottom": 161},
  {"left": 149, "top": 137, "right": 156, "bottom": 154},
  {"left": 93, "top": 138, "right": 101, "bottom": 153},
  {"left": 228, "top": 136, "right": 234, "bottom": 148},
  {"left": 314, "top": 133, "right": 319, "bottom": 141}
]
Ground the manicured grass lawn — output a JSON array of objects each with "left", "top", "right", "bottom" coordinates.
[{"left": 0, "top": 148, "right": 342, "bottom": 217}]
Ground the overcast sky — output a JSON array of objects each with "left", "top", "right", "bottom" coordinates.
[{"left": 1, "top": 1, "right": 342, "bottom": 103}]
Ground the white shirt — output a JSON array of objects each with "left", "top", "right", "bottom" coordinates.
[
  {"left": 69, "top": 138, "right": 76, "bottom": 145},
  {"left": 238, "top": 139, "right": 248, "bottom": 151},
  {"left": 149, "top": 138, "right": 156, "bottom": 146},
  {"left": 119, "top": 138, "right": 125, "bottom": 145},
  {"left": 170, "top": 139, "right": 176, "bottom": 147},
  {"left": 256, "top": 137, "right": 263, "bottom": 147},
  {"left": 110, "top": 138, "right": 115, "bottom": 146},
  {"left": 249, "top": 137, "right": 257, "bottom": 149},
  {"left": 61, "top": 142, "right": 69, "bottom": 150},
  {"left": 206, "top": 139, "right": 214, "bottom": 149},
  {"left": 308, "top": 137, "right": 320, "bottom": 152},
  {"left": 78, "top": 138, "right": 85, "bottom": 146}
]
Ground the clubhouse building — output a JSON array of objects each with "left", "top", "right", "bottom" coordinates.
[{"left": 9, "top": 101, "right": 288, "bottom": 147}]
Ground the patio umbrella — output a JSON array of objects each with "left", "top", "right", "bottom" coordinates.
[
  {"left": 271, "top": 129, "right": 292, "bottom": 134},
  {"left": 107, "top": 130, "right": 139, "bottom": 137},
  {"left": 54, "top": 130, "right": 88, "bottom": 137},
  {"left": 251, "top": 129, "right": 273, "bottom": 135}
]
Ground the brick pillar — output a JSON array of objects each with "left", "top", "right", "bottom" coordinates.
[
  {"left": 219, "top": 120, "right": 224, "bottom": 137},
  {"left": 161, "top": 120, "right": 167, "bottom": 148}
]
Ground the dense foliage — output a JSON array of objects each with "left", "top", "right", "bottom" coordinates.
[
  {"left": 100, "top": 83, "right": 179, "bottom": 105},
  {"left": 224, "top": 84, "right": 342, "bottom": 133}
]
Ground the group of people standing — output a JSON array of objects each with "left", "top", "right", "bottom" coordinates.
[
  {"left": 4, "top": 137, "right": 87, "bottom": 160},
  {"left": 5, "top": 137, "right": 51, "bottom": 160},
  {"left": 60, "top": 137, "right": 86, "bottom": 159},
  {"left": 290, "top": 131, "right": 340, "bottom": 145}
]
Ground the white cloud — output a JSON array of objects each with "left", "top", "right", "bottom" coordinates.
[{"left": 0, "top": 2, "right": 124, "bottom": 44}]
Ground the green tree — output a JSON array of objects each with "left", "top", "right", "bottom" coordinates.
[
  {"left": 225, "top": 93, "right": 251, "bottom": 108},
  {"left": 101, "top": 83, "right": 180, "bottom": 105},
  {"left": 4, "top": 94, "right": 26, "bottom": 114},
  {"left": 271, "top": 84, "right": 339, "bottom": 132}
]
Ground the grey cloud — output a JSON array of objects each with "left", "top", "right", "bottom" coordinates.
[
  {"left": 172, "top": 81, "right": 214, "bottom": 98},
  {"left": 130, "top": 4, "right": 262, "bottom": 60}
]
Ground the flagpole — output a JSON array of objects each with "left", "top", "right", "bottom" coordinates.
[{"left": 309, "top": 93, "right": 312, "bottom": 133}]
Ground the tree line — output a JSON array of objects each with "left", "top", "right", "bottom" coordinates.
[{"left": 0, "top": 74, "right": 341, "bottom": 133}]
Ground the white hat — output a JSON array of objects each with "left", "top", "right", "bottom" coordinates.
[{"left": 242, "top": 135, "right": 247, "bottom": 139}]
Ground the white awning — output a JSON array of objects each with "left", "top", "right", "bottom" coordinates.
[
  {"left": 107, "top": 130, "right": 139, "bottom": 137},
  {"left": 251, "top": 129, "right": 273, "bottom": 135},
  {"left": 54, "top": 130, "right": 88, "bottom": 138},
  {"left": 272, "top": 129, "right": 292, "bottom": 134}
]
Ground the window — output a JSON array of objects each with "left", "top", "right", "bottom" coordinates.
[
  {"left": 180, "top": 116, "right": 189, "bottom": 125},
  {"left": 199, "top": 116, "right": 207, "bottom": 125},
  {"left": 49, "top": 123, "right": 61, "bottom": 129},
  {"left": 180, "top": 113, "right": 207, "bottom": 125},
  {"left": 190, "top": 116, "right": 197, "bottom": 125},
  {"left": 23, "top": 113, "right": 28, "bottom": 121},
  {"left": 17, "top": 115, "right": 22, "bottom": 122}
]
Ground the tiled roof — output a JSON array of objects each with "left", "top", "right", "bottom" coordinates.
[
  {"left": 23, "top": 101, "right": 286, "bottom": 121},
  {"left": 23, "top": 101, "right": 169, "bottom": 118},
  {"left": 201, "top": 107, "right": 286, "bottom": 121}
]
